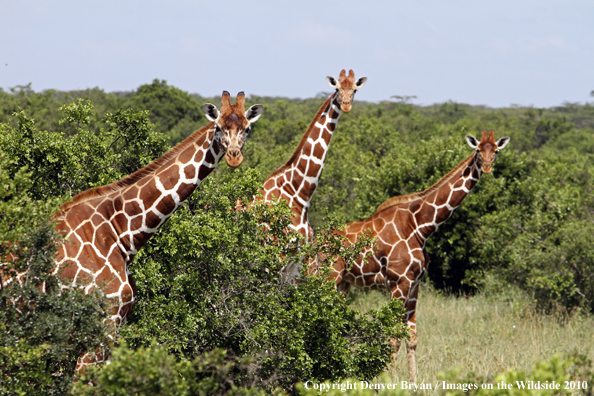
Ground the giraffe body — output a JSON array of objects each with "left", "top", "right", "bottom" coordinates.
[
  {"left": 260, "top": 70, "right": 366, "bottom": 282},
  {"left": 2, "top": 92, "right": 263, "bottom": 372},
  {"left": 317, "top": 131, "right": 510, "bottom": 382}
]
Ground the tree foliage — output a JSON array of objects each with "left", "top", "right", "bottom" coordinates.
[
  {"left": 0, "top": 100, "right": 168, "bottom": 200},
  {"left": 122, "top": 169, "right": 407, "bottom": 391},
  {"left": 0, "top": 153, "right": 109, "bottom": 395},
  {"left": 2, "top": 83, "right": 594, "bottom": 392},
  {"left": 72, "top": 344, "right": 274, "bottom": 396},
  {"left": 1, "top": 101, "right": 407, "bottom": 393},
  {"left": 129, "top": 79, "right": 206, "bottom": 144}
]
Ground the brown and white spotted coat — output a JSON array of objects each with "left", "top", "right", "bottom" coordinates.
[
  {"left": 259, "top": 70, "right": 366, "bottom": 282},
  {"left": 314, "top": 131, "right": 510, "bottom": 383},
  {"left": 2, "top": 91, "right": 263, "bottom": 372}
]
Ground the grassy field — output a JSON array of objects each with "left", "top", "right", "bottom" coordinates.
[{"left": 348, "top": 285, "right": 594, "bottom": 391}]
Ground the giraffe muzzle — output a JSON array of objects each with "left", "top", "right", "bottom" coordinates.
[
  {"left": 481, "top": 165, "right": 493, "bottom": 174},
  {"left": 340, "top": 102, "right": 353, "bottom": 113},
  {"left": 225, "top": 149, "right": 243, "bottom": 168}
]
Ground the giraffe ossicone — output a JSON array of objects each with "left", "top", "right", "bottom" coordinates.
[
  {"left": 258, "top": 69, "right": 366, "bottom": 283},
  {"left": 1, "top": 91, "right": 263, "bottom": 373},
  {"left": 312, "top": 130, "right": 510, "bottom": 383}
]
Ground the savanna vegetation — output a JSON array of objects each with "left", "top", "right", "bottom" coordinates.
[{"left": 1, "top": 80, "right": 594, "bottom": 394}]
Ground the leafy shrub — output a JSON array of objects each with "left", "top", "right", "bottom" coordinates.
[
  {"left": 0, "top": 101, "right": 168, "bottom": 201},
  {"left": 129, "top": 79, "right": 206, "bottom": 144},
  {"left": 123, "top": 169, "right": 408, "bottom": 391},
  {"left": 72, "top": 343, "right": 275, "bottom": 396},
  {"left": 0, "top": 103, "right": 167, "bottom": 394},
  {"left": 0, "top": 154, "right": 109, "bottom": 395}
]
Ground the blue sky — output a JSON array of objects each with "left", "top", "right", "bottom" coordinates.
[{"left": 1, "top": 0, "right": 592, "bottom": 107}]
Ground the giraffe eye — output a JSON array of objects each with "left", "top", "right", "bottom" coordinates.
[
  {"left": 495, "top": 149, "right": 500, "bottom": 154},
  {"left": 215, "top": 125, "right": 221, "bottom": 132},
  {"left": 476, "top": 149, "right": 480, "bottom": 152}
]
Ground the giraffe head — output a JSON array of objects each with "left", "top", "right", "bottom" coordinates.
[
  {"left": 465, "top": 130, "right": 510, "bottom": 174},
  {"left": 326, "top": 69, "right": 367, "bottom": 113},
  {"left": 203, "top": 91, "right": 264, "bottom": 168}
]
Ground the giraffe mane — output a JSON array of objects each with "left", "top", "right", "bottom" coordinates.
[
  {"left": 266, "top": 95, "right": 333, "bottom": 179},
  {"left": 60, "top": 123, "right": 214, "bottom": 212},
  {"left": 375, "top": 152, "right": 476, "bottom": 213}
]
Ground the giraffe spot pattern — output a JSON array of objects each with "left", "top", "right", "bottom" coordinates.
[
  {"left": 159, "top": 165, "right": 180, "bottom": 190},
  {"left": 184, "top": 164, "right": 196, "bottom": 180},
  {"left": 260, "top": 95, "right": 344, "bottom": 242},
  {"left": 122, "top": 186, "right": 139, "bottom": 201}
]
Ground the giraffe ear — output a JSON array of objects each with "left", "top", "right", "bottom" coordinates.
[
  {"left": 465, "top": 135, "right": 479, "bottom": 150},
  {"left": 203, "top": 103, "right": 219, "bottom": 122},
  {"left": 496, "top": 137, "right": 510, "bottom": 150},
  {"left": 246, "top": 104, "right": 264, "bottom": 123},
  {"left": 356, "top": 77, "right": 367, "bottom": 88},
  {"left": 327, "top": 76, "right": 338, "bottom": 88}
]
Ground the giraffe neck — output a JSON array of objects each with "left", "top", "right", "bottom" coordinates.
[
  {"left": 262, "top": 92, "right": 343, "bottom": 237},
  {"left": 58, "top": 124, "right": 223, "bottom": 263},
  {"left": 380, "top": 153, "right": 481, "bottom": 243}
]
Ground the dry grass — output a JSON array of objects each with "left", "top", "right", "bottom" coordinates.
[{"left": 349, "top": 286, "right": 594, "bottom": 388}]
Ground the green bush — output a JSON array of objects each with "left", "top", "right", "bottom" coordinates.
[
  {"left": 72, "top": 343, "right": 274, "bottom": 396},
  {"left": 0, "top": 103, "right": 166, "bottom": 394},
  {"left": 312, "top": 124, "right": 594, "bottom": 311},
  {"left": 0, "top": 100, "right": 168, "bottom": 201},
  {"left": 0, "top": 154, "right": 109, "bottom": 395},
  {"left": 129, "top": 79, "right": 206, "bottom": 144},
  {"left": 3, "top": 86, "right": 594, "bottom": 391},
  {"left": 123, "top": 169, "right": 408, "bottom": 391}
]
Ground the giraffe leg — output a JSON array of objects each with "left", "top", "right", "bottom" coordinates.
[
  {"left": 75, "top": 346, "right": 110, "bottom": 374},
  {"left": 336, "top": 279, "right": 351, "bottom": 296},
  {"left": 332, "top": 257, "right": 353, "bottom": 297},
  {"left": 388, "top": 321, "right": 417, "bottom": 383},
  {"left": 74, "top": 318, "right": 118, "bottom": 376},
  {"left": 404, "top": 283, "right": 420, "bottom": 383},
  {"left": 405, "top": 323, "right": 418, "bottom": 383},
  {"left": 390, "top": 336, "right": 401, "bottom": 359},
  {"left": 75, "top": 279, "right": 136, "bottom": 376},
  {"left": 389, "top": 277, "right": 419, "bottom": 383},
  {"left": 388, "top": 295, "right": 407, "bottom": 383}
]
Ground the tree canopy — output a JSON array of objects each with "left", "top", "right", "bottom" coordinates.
[{"left": 1, "top": 82, "right": 594, "bottom": 393}]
